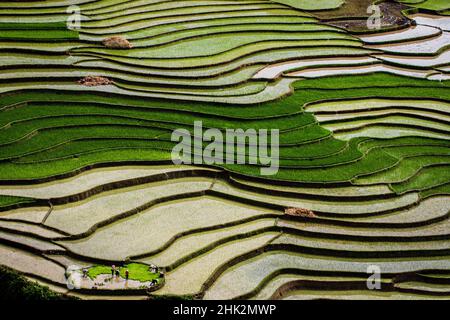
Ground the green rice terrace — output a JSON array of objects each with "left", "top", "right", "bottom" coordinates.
[{"left": 0, "top": 0, "right": 449, "bottom": 300}]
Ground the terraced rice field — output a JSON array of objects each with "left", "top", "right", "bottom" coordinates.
[{"left": 0, "top": 0, "right": 449, "bottom": 300}]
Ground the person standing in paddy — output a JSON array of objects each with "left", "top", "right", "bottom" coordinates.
[
  {"left": 125, "top": 269, "right": 129, "bottom": 281},
  {"left": 111, "top": 265, "right": 115, "bottom": 278}
]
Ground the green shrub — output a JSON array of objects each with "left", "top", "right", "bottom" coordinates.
[{"left": 0, "top": 265, "right": 76, "bottom": 301}]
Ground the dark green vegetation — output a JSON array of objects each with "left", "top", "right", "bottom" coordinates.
[
  {"left": 0, "top": 22, "right": 79, "bottom": 40},
  {"left": 0, "top": 73, "right": 447, "bottom": 186},
  {"left": 0, "top": 195, "right": 34, "bottom": 208},
  {"left": 0, "top": 265, "right": 74, "bottom": 301}
]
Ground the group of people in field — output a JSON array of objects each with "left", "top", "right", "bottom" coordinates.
[
  {"left": 77, "top": 264, "right": 163, "bottom": 290},
  {"left": 110, "top": 265, "right": 129, "bottom": 280},
  {"left": 108, "top": 264, "right": 164, "bottom": 285}
]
